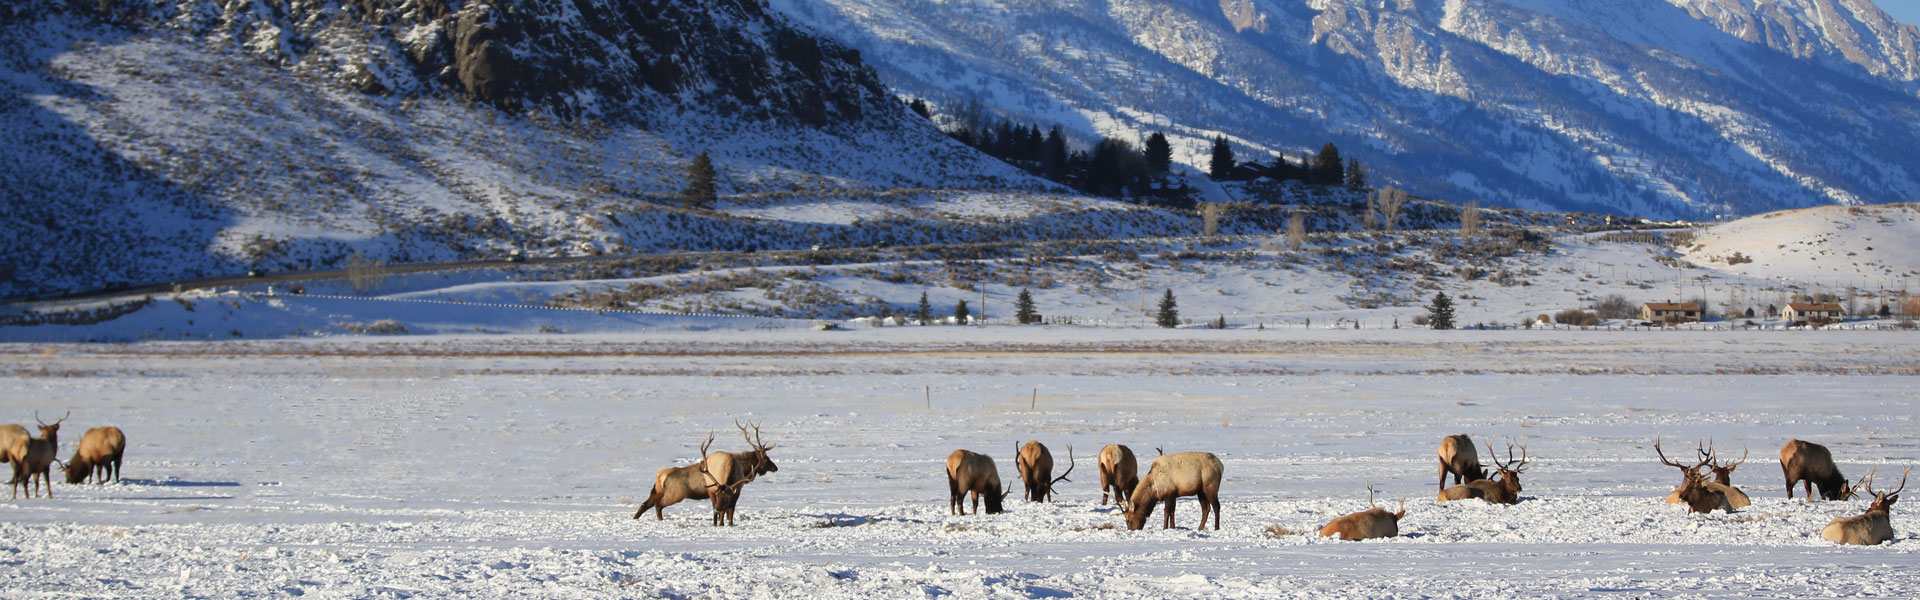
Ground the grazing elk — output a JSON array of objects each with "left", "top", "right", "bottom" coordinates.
[
  {"left": 0, "top": 424, "right": 25, "bottom": 466},
  {"left": 1319, "top": 485, "right": 1407, "bottom": 541},
  {"left": 1437, "top": 434, "right": 1487, "bottom": 492},
  {"left": 62, "top": 426, "right": 126, "bottom": 485},
  {"left": 1781, "top": 439, "right": 1859, "bottom": 501},
  {"left": 9, "top": 411, "right": 66, "bottom": 499},
  {"left": 946, "top": 449, "right": 1009, "bottom": 515},
  {"left": 698, "top": 421, "right": 778, "bottom": 526},
  {"left": 1438, "top": 442, "right": 1528, "bottom": 505},
  {"left": 1015, "top": 440, "right": 1075, "bottom": 502},
  {"left": 1656, "top": 437, "right": 1732, "bottom": 514},
  {"left": 1098, "top": 444, "right": 1139, "bottom": 506},
  {"left": 1822, "top": 467, "right": 1910, "bottom": 546},
  {"left": 1122, "top": 451, "right": 1223, "bottom": 530}
]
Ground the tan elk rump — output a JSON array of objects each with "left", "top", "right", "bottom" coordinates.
[
  {"left": 947, "top": 450, "right": 1007, "bottom": 515},
  {"left": 1123, "top": 451, "right": 1223, "bottom": 530},
  {"left": 1098, "top": 444, "right": 1138, "bottom": 506},
  {"left": 0, "top": 424, "right": 25, "bottom": 466},
  {"left": 1320, "top": 486, "right": 1406, "bottom": 541},
  {"left": 62, "top": 426, "right": 125, "bottom": 485},
  {"left": 1437, "top": 434, "right": 1486, "bottom": 491},
  {"left": 1015, "top": 441, "right": 1074, "bottom": 502}
]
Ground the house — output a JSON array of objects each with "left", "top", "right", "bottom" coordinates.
[
  {"left": 1640, "top": 301, "right": 1701, "bottom": 325},
  {"left": 1783, "top": 302, "right": 1845, "bottom": 326}
]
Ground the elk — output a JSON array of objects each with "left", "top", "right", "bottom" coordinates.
[
  {"left": 1098, "top": 443, "right": 1139, "bottom": 505},
  {"left": 946, "top": 449, "right": 1009, "bottom": 515},
  {"left": 1438, "top": 442, "right": 1528, "bottom": 505},
  {"left": 1656, "top": 437, "right": 1732, "bottom": 514},
  {"left": 1015, "top": 440, "right": 1074, "bottom": 502},
  {"left": 1437, "top": 434, "right": 1486, "bottom": 492},
  {"left": 0, "top": 424, "right": 24, "bottom": 466},
  {"left": 633, "top": 422, "right": 777, "bottom": 524},
  {"left": 697, "top": 420, "right": 777, "bottom": 526},
  {"left": 62, "top": 426, "right": 125, "bottom": 485},
  {"left": 1665, "top": 442, "right": 1750, "bottom": 509},
  {"left": 9, "top": 411, "right": 66, "bottom": 499},
  {"left": 1781, "top": 439, "right": 1859, "bottom": 501},
  {"left": 1122, "top": 451, "right": 1223, "bottom": 530},
  {"left": 1821, "top": 467, "right": 1909, "bottom": 545},
  {"left": 1319, "top": 485, "right": 1407, "bottom": 541}
]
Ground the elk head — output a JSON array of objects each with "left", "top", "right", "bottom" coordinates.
[
  {"left": 1487, "top": 441, "right": 1530, "bottom": 492},
  {"left": 34, "top": 410, "right": 68, "bottom": 438},
  {"left": 1705, "top": 443, "right": 1747, "bottom": 487},
  {"left": 1657, "top": 437, "right": 1722, "bottom": 512},
  {"left": 1865, "top": 467, "right": 1910, "bottom": 514},
  {"left": 734, "top": 419, "right": 777, "bottom": 476}
]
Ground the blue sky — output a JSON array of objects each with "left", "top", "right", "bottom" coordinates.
[{"left": 1883, "top": 2, "right": 1920, "bottom": 26}]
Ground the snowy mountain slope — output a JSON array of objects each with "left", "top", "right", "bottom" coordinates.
[
  {"left": 770, "top": 0, "right": 1920, "bottom": 219},
  {"left": 1684, "top": 202, "right": 1920, "bottom": 285},
  {"left": 0, "top": 1, "right": 1092, "bottom": 298}
]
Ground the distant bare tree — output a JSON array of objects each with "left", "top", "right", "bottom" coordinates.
[
  {"left": 1287, "top": 213, "right": 1306, "bottom": 251},
  {"left": 346, "top": 251, "right": 386, "bottom": 295},
  {"left": 1461, "top": 200, "right": 1482, "bottom": 237},
  {"left": 1369, "top": 187, "right": 1408, "bottom": 231},
  {"left": 1592, "top": 294, "right": 1635, "bottom": 319},
  {"left": 1201, "top": 203, "right": 1228, "bottom": 237}
]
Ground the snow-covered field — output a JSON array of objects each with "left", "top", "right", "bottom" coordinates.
[{"left": 3, "top": 329, "right": 1917, "bottom": 598}]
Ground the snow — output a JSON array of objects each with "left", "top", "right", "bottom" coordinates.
[
  {"left": 2, "top": 329, "right": 1917, "bottom": 598},
  {"left": 1685, "top": 203, "right": 1920, "bottom": 286}
]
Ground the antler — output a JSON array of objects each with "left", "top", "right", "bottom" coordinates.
[
  {"left": 36, "top": 410, "right": 70, "bottom": 427},
  {"left": 1654, "top": 436, "right": 1708, "bottom": 470},
  {"left": 1890, "top": 466, "right": 1913, "bottom": 497},
  {"left": 1851, "top": 468, "right": 1878, "bottom": 500},
  {"left": 1155, "top": 445, "right": 1164, "bottom": 456},
  {"left": 736, "top": 419, "right": 772, "bottom": 451},
  {"left": 1365, "top": 484, "right": 1377, "bottom": 508},
  {"left": 1048, "top": 445, "right": 1075, "bottom": 489}
]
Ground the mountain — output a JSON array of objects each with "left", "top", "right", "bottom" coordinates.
[
  {"left": 769, "top": 0, "right": 1920, "bottom": 219},
  {"left": 0, "top": 0, "right": 1082, "bottom": 298}
]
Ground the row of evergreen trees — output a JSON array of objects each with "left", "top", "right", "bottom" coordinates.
[{"left": 1209, "top": 136, "right": 1366, "bottom": 188}]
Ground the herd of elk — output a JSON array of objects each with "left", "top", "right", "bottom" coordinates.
[
  {"left": 1438, "top": 441, "right": 1528, "bottom": 505},
  {"left": 1015, "top": 440, "right": 1075, "bottom": 502},
  {"left": 1320, "top": 485, "right": 1406, "bottom": 541},
  {"left": 633, "top": 420, "right": 777, "bottom": 526}
]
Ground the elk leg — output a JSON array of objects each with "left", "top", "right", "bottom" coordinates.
[
  {"left": 971, "top": 491, "right": 980, "bottom": 515},
  {"left": 1164, "top": 498, "right": 1175, "bottom": 529},
  {"left": 1803, "top": 480, "right": 1814, "bottom": 502},
  {"left": 1439, "top": 462, "right": 1448, "bottom": 491},
  {"left": 1196, "top": 496, "right": 1209, "bottom": 531}
]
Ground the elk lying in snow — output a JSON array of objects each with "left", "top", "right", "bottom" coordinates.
[
  {"left": 1123, "top": 451, "right": 1223, "bottom": 530},
  {"left": 634, "top": 422, "right": 778, "bottom": 525},
  {"left": 946, "top": 449, "right": 1008, "bottom": 515},
  {"left": 1781, "top": 439, "right": 1859, "bottom": 501},
  {"left": 1662, "top": 441, "right": 1749, "bottom": 510},
  {"left": 8, "top": 411, "right": 66, "bottom": 499},
  {"left": 1656, "top": 437, "right": 1732, "bottom": 514},
  {"left": 1319, "top": 486, "right": 1406, "bottom": 541},
  {"left": 1438, "top": 442, "right": 1528, "bottom": 505},
  {"left": 0, "top": 424, "right": 24, "bottom": 466},
  {"left": 1437, "top": 434, "right": 1486, "bottom": 492},
  {"left": 1822, "top": 467, "right": 1909, "bottom": 545},
  {"left": 1015, "top": 440, "right": 1074, "bottom": 502},
  {"left": 1099, "top": 444, "right": 1138, "bottom": 506},
  {"left": 62, "top": 426, "right": 125, "bottom": 485}
]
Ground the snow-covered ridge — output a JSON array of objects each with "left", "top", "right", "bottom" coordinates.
[{"left": 1684, "top": 202, "right": 1920, "bottom": 284}]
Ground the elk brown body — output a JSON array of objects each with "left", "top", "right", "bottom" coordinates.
[
  {"left": 0, "top": 424, "right": 25, "bottom": 466},
  {"left": 1123, "top": 451, "right": 1223, "bottom": 530},
  {"left": 8, "top": 411, "right": 66, "bottom": 499},
  {"left": 1438, "top": 442, "right": 1527, "bottom": 505},
  {"left": 62, "top": 426, "right": 125, "bottom": 485},
  {"left": 1437, "top": 434, "right": 1486, "bottom": 491},
  {"left": 1664, "top": 443, "right": 1748, "bottom": 510},
  {"left": 1781, "top": 439, "right": 1854, "bottom": 501},
  {"left": 1098, "top": 444, "right": 1138, "bottom": 506},
  {"left": 634, "top": 454, "right": 728, "bottom": 520},
  {"left": 1821, "top": 467, "right": 1909, "bottom": 545},
  {"left": 1657, "top": 438, "right": 1733, "bottom": 513},
  {"left": 698, "top": 421, "right": 777, "bottom": 526},
  {"left": 1320, "top": 487, "right": 1406, "bottom": 541},
  {"left": 1016, "top": 441, "right": 1055, "bottom": 502},
  {"left": 946, "top": 449, "right": 1006, "bottom": 515}
]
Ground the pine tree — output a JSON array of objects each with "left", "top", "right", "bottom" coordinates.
[
  {"left": 1345, "top": 157, "right": 1367, "bottom": 189},
  {"left": 1016, "top": 288, "right": 1038, "bottom": 324},
  {"left": 1041, "top": 126, "right": 1068, "bottom": 179},
  {"left": 908, "top": 98, "right": 932, "bottom": 120},
  {"left": 1144, "top": 132, "right": 1173, "bottom": 174},
  {"left": 1428, "top": 291, "right": 1456, "bottom": 330},
  {"left": 1156, "top": 289, "right": 1180, "bottom": 328},
  {"left": 681, "top": 151, "right": 717, "bottom": 209},
  {"left": 1313, "top": 143, "right": 1343, "bottom": 185},
  {"left": 1209, "top": 135, "right": 1235, "bottom": 180},
  {"left": 955, "top": 299, "right": 971, "bottom": 325},
  {"left": 916, "top": 291, "right": 933, "bottom": 325}
]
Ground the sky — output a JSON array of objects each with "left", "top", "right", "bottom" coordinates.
[{"left": 1883, "top": 2, "right": 1920, "bottom": 26}]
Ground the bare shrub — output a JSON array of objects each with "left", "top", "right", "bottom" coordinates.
[
  {"left": 1554, "top": 309, "right": 1600, "bottom": 327},
  {"left": 338, "top": 319, "right": 408, "bottom": 335},
  {"left": 1592, "top": 294, "right": 1635, "bottom": 319},
  {"left": 1287, "top": 213, "right": 1305, "bottom": 251},
  {"left": 1461, "top": 200, "right": 1481, "bottom": 237},
  {"left": 345, "top": 251, "right": 386, "bottom": 295}
]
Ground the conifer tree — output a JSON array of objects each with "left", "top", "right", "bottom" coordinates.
[
  {"left": 908, "top": 98, "right": 932, "bottom": 120},
  {"left": 1345, "top": 157, "right": 1367, "bottom": 189},
  {"left": 1313, "top": 143, "right": 1343, "bottom": 185},
  {"left": 1016, "top": 288, "right": 1038, "bottom": 324},
  {"left": 681, "top": 151, "right": 717, "bottom": 209},
  {"left": 1156, "top": 289, "right": 1180, "bottom": 328},
  {"left": 955, "top": 299, "right": 971, "bottom": 325},
  {"left": 1041, "top": 126, "right": 1069, "bottom": 179},
  {"left": 1209, "top": 135, "right": 1235, "bottom": 179},
  {"left": 1145, "top": 132, "right": 1173, "bottom": 174},
  {"left": 1428, "top": 291, "right": 1456, "bottom": 330},
  {"left": 916, "top": 291, "right": 933, "bottom": 325}
]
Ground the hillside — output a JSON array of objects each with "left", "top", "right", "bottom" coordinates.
[
  {"left": 1683, "top": 203, "right": 1920, "bottom": 286},
  {"left": 771, "top": 0, "right": 1920, "bottom": 219}
]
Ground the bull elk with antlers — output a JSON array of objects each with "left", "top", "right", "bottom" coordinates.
[
  {"left": 8, "top": 411, "right": 66, "bottom": 499},
  {"left": 633, "top": 421, "right": 777, "bottom": 526},
  {"left": 946, "top": 449, "right": 1009, "bottom": 515},
  {"left": 1656, "top": 437, "right": 1732, "bottom": 514},
  {"left": 1098, "top": 444, "right": 1138, "bottom": 506},
  {"left": 1015, "top": 441, "right": 1074, "bottom": 502},
  {"left": 1437, "top": 434, "right": 1486, "bottom": 492},
  {"left": 1319, "top": 485, "right": 1406, "bottom": 541},
  {"left": 1438, "top": 442, "right": 1528, "bottom": 505},
  {"left": 1781, "top": 439, "right": 1861, "bottom": 501},
  {"left": 1122, "top": 451, "right": 1223, "bottom": 530},
  {"left": 1661, "top": 440, "right": 1749, "bottom": 510},
  {"left": 1822, "top": 467, "right": 1910, "bottom": 545}
]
